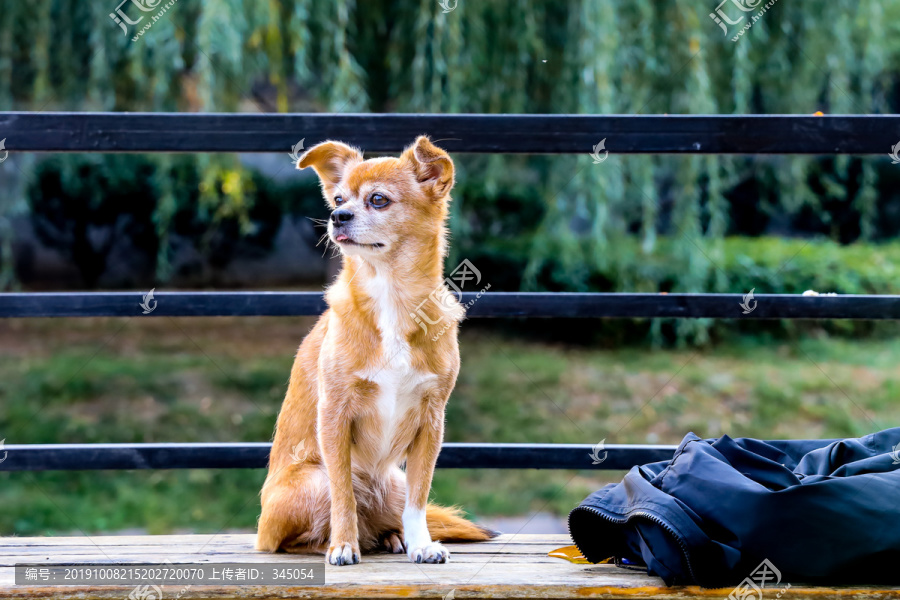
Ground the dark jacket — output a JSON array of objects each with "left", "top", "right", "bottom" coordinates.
[{"left": 569, "top": 428, "right": 900, "bottom": 587}]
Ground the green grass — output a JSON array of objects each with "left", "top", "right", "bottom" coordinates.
[{"left": 1, "top": 317, "right": 897, "bottom": 536}]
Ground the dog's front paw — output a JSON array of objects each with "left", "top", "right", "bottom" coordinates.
[
  {"left": 326, "top": 542, "right": 360, "bottom": 566},
  {"left": 408, "top": 542, "right": 449, "bottom": 564}
]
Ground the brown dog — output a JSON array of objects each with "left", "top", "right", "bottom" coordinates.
[{"left": 256, "top": 136, "right": 495, "bottom": 565}]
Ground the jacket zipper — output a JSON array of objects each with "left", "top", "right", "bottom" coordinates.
[{"left": 569, "top": 505, "right": 698, "bottom": 584}]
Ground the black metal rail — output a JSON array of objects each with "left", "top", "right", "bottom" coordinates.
[
  {"left": 2, "top": 111, "right": 879, "bottom": 473},
  {"left": 1, "top": 112, "right": 896, "bottom": 154},
  {"left": 1, "top": 442, "right": 677, "bottom": 471},
  {"left": 1, "top": 291, "right": 897, "bottom": 320}
]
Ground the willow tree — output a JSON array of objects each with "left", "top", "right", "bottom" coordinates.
[{"left": 1, "top": 0, "right": 897, "bottom": 340}]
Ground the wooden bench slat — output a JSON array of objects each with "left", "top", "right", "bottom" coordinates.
[
  {"left": 2, "top": 545, "right": 565, "bottom": 559},
  {"left": 2, "top": 112, "right": 897, "bottom": 155},
  {"left": 3, "top": 292, "right": 899, "bottom": 320},
  {"left": 0, "top": 441, "right": 679, "bottom": 471},
  {"left": 0, "top": 533, "right": 564, "bottom": 546},
  {"left": 2, "top": 534, "right": 899, "bottom": 599}
]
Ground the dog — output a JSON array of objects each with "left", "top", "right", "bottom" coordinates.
[{"left": 256, "top": 136, "right": 496, "bottom": 565}]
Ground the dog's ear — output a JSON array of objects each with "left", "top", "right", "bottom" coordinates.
[
  {"left": 404, "top": 136, "right": 455, "bottom": 199},
  {"left": 297, "top": 141, "right": 362, "bottom": 188}
]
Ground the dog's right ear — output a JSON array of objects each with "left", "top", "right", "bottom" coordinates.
[
  {"left": 296, "top": 141, "right": 362, "bottom": 188},
  {"left": 403, "top": 135, "right": 455, "bottom": 199}
]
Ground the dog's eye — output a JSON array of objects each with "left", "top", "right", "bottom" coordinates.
[
  {"left": 334, "top": 196, "right": 345, "bottom": 206},
  {"left": 370, "top": 193, "right": 390, "bottom": 209}
]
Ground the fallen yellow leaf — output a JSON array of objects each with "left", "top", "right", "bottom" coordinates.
[{"left": 548, "top": 545, "right": 593, "bottom": 564}]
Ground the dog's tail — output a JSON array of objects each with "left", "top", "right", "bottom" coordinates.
[{"left": 426, "top": 504, "right": 499, "bottom": 542}]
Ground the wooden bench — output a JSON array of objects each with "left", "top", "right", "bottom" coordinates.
[
  {"left": 4, "top": 533, "right": 899, "bottom": 599},
  {"left": 2, "top": 113, "right": 900, "bottom": 598}
]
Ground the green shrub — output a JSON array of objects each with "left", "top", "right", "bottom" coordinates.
[{"left": 466, "top": 236, "right": 900, "bottom": 346}]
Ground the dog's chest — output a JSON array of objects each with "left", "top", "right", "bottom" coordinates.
[
  {"left": 365, "top": 351, "right": 434, "bottom": 433},
  {"left": 357, "top": 278, "right": 439, "bottom": 459}
]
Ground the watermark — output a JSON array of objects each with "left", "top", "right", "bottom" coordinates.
[
  {"left": 590, "top": 139, "right": 609, "bottom": 164},
  {"left": 740, "top": 288, "right": 757, "bottom": 314},
  {"left": 589, "top": 439, "right": 608, "bottom": 465},
  {"left": 890, "top": 141, "right": 900, "bottom": 165},
  {"left": 289, "top": 440, "right": 309, "bottom": 465},
  {"left": 17, "top": 562, "right": 321, "bottom": 586},
  {"left": 727, "top": 559, "right": 791, "bottom": 600},
  {"left": 128, "top": 584, "right": 163, "bottom": 600},
  {"left": 289, "top": 139, "right": 305, "bottom": 165},
  {"left": 438, "top": 0, "right": 458, "bottom": 14},
  {"left": 710, "top": 0, "right": 780, "bottom": 42},
  {"left": 0, "top": 138, "right": 8, "bottom": 164},
  {"left": 110, "top": 0, "right": 180, "bottom": 43},
  {"left": 140, "top": 289, "right": 157, "bottom": 315},
  {"left": 891, "top": 442, "right": 900, "bottom": 465},
  {"left": 410, "top": 259, "right": 491, "bottom": 342},
  {"left": 126, "top": 559, "right": 192, "bottom": 600},
  {"left": 0, "top": 438, "right": 7, "bottom": 464}
]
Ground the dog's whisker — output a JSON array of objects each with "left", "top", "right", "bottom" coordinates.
[{"left": 321, "top": 235, "right": 337, "bottom": 259}]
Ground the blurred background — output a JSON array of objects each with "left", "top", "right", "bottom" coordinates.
[{"left": 2, "top": 0, "right": 900, "bottom": 536}]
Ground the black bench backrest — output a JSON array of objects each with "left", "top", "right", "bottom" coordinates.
[{"left": 0, "top": 112, "right": 892, "bottom": 471}]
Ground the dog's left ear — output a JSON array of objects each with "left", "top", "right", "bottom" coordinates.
[
  {"left": 404, "top": 136, "right": 455, "bottom": 199},
  {"left": 297, "top": 140, "right": 363, "bottom": 189}
]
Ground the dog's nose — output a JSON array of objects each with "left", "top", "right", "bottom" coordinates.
[{"left": 331, "top": 209, "right": 354, "bottom": 226}]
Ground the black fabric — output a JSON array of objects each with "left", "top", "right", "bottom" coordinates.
[{"left": 568, "top": 428, "right": 900, "bottom": 587}]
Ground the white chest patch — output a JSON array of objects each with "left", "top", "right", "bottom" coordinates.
[{"left": 357, "top": 274, "right": 438, "bottom": 460}]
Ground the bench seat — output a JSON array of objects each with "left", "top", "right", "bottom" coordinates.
[{"left": 1, "top": 533, "right": 898, "bottom": 599}]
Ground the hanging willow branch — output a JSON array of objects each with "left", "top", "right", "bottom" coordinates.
[{"left": 0, "top": 0, "right": 896, "bottom": 344}]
